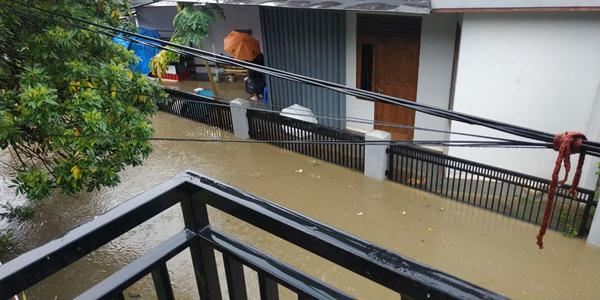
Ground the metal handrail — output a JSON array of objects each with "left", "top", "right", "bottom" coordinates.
[{"left": 0, "top": 171, "right": 507, "bottom": 299}]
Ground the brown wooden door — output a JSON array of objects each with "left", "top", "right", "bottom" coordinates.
[
  {"left": 357, "top": 15, "right": 421, "bottom": 140},
  {"left": 373, "top": 41, "right": 420, "bottom": 140}
]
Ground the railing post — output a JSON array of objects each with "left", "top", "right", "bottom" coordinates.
[
  {"left": 151, "top": 262, "right": 175, "bottom": 300},
  {"left": 230, "top": 98, "right": 250, "bottom": 139},
  {"left": 364, "top": 130, "right": 391, "bottom": 180},
  {"left": 181, "top": 189, "right": 223, "bottom": 300},
  {"left": 258, "top": 272, "right": 279, "bottom": 300},
  {"left": 223, "top": 254, "right": 248, "bottom": 300}
]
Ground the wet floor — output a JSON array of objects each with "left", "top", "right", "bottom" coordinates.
[{"left": 2, "top": 112, "right": 600, "bottom": 299}]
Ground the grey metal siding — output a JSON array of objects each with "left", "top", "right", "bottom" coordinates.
[{"left": 260, "top": 7, "right": 346, "bottom": 128}]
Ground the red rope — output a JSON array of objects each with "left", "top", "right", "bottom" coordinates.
[{"left": 536, "top": 131, "right": 586, "bottom": 249}]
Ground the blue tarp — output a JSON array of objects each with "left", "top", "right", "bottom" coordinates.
[{"left": 113, "top": 28, "right": 161, "bottom": 75}]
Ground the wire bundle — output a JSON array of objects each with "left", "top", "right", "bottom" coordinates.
[{"left": 7, "top": 2, "right": 600, "bottom": 155}]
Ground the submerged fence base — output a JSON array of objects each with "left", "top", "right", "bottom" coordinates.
[
  {"left": 159, "top": 88, "right": 597, "bottom": 238},
  {"left": 387, "top": 145, "right": 597, "bottom": 236}
]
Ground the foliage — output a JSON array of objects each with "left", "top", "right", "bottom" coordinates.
[
  {"left": 0, "top": 230, "right": 14, "bottom": 254},
  {"left": 150, "top": 3, "right": 223, "bottom": 79},
  {"left": 558, "top": 208, "right": 579, "bottom": 238},
  {"left": 0, "top": 203, "right": 34, "bottom": 220},
  {"left": 0, "top": 0, "right": 168, "bottom": 201}
]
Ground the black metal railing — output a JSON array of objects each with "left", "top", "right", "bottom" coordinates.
[
  {"left": 387, "top": 145, "right": 597, "bottom": 236},
  {"left": 247, "top": 109, "right": 365, "bottom": 171},
  {"left": 0, "top": 171, "right": 507, "bottom": 300},
  {"left": 160, "top": 88, "right": 233, "bottom": 132},
  {"left": 157, "top": 89, "right": 596, "bottom": 236}
]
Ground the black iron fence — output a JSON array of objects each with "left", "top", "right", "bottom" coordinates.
[
  {"left": 247, "top": 109, "right": 365, "bottom": 171},
  {"left": 160, "top": 88, "right": 233, "bottom": 132},
  {"left": 387, "top": 145, "right": 597, "bottom": 236},
  {"left": 158, "top": 89, "right": 596, "bottom": 237},
  {"left": 0, "top": 171, "right": 507, "bottom": 300}
]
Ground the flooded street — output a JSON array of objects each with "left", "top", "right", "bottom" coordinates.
[{"left": 2, "top": 112, "right": 600, "bottom": 299}]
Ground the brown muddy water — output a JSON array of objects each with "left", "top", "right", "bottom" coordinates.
[{"left": 1, "top": 112, "right": 600, "bottom": 299}]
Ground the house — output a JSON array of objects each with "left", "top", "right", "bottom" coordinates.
[{"left": 135, "top": 0, "right": 600, "bottom": 190}]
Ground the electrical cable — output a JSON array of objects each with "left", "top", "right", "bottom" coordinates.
[
  {"left": 165, "top": 95, "right": 551, "bottom": 145},
  {"left": 61, "top": 79, "right": 520, "bottom": 142},
  {"left": 8, "top": 3, "right": 598, "bottom": 155},
  {"left": 48, "top": 134, "right": 550, "bottom": 148},
  {"left": 60, "top": 80, "right": 547, "bottom": 145}
]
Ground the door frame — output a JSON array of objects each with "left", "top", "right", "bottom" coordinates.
[{"left": 355, "top": 14, "right": 422, "bottom": 140}]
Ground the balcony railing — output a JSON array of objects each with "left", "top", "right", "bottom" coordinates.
[{"left": 0, "top": 171, "right": 506, "bottom": 300}]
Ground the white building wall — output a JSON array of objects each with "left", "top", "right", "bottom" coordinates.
[
  {"left": 345, "top": 13, "right": 457, "bottom": 137},
  {"left": 136, "top": 5, "right": 262, "bottom": 61},
  {"left": 345, "top": 12, "right": 375, "bottom": 133},
  {"left": 414, "top": 14, "right": 459, "bottom": 147},
  {"left": 449, "top": 13, "right": 600, "bottom": 189},
  {"left": 201, "top": 5, "right": 263, "bottom": 55}
]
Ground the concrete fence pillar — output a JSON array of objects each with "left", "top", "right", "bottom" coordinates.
[
  {"left": 587, "top": 201, "right": 600, "bottom": 247},
  {"left": 364, "top": 130, "right": 391, "bottom": 180},
  {"left": 230, "top": 98, "right": 250, "bottom": 139}
]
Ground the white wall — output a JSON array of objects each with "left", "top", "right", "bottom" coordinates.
[
  {"left": 449, "top": 13, "right": 600, "bottom": 189},
  {"left": 345, "top": 11, "right": 375, "bottom": 133},
  {"left": 414, "top": 14, "right": 459, "bottom": 147},
  {"left": 136, "top": 5, "right": 262, "bottom": 53},
  {"left": 201, "top": 5, "right": 263, "bottom": 55},
  {"left": 136, "top": 5, "right": 177, "bottom": 38},
  {"left": 345, "top": 13, "right": 457, "bottom": 137}
]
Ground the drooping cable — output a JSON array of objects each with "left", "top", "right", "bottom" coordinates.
[
  {"left": 8, "top": 3, "right": 600, "bottom": 154},
  {"left": 16, "top": 2, "right": 600, "bottom": 155}
]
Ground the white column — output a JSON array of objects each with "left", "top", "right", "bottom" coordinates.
[
  {"left": 587, "top": 198, "right": 600, "bottom": 246},
  {"left": 364, "top": 130, "right": 391, "bottom": 180},
  {"left": 230, "top": 98, "right": 250, "bottom": 139}
]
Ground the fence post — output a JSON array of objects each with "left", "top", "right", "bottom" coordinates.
[
  {"left": 230, "top": 98, "right": 250, "bottom": 139},
  {"left": 364, "top": 130, "right": 391, "bottom": 180}
]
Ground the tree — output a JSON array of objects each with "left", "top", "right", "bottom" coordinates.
[
  {"left": 0, "top": 0, "right": 168, "bottom": 201},
  {"left": 150, "top": 3, "right": 223, "bottom": 79}
]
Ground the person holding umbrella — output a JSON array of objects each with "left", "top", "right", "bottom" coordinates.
[{"left": 224, "top": 30, "right": 265, "bottom": 101}]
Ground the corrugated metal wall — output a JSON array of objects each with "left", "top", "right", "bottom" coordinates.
[{"left": 260, "top": 8, "right": 346, "bottom": 128}]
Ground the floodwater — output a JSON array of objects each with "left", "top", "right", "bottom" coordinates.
[
  {"left": 160, "top": 79, "right": 248, "bottom": 101},
  {"left": 1, "top": 112, "right": 600, "bottom": 299}
]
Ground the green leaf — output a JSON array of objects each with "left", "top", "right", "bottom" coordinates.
[{"left": 0, "top": 1, "right": 169, "bottom": 201}]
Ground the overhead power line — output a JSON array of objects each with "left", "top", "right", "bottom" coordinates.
[{"left": 9, "top": 3, "right": 600, "bottom": 156}]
